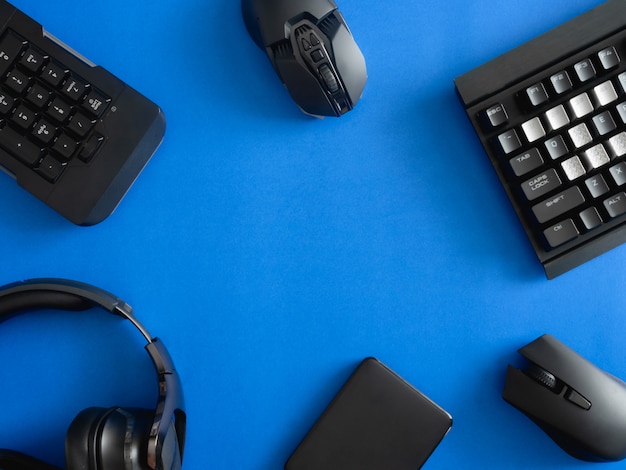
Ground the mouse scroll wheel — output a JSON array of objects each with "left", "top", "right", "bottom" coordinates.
[
  {"left": 526, "top": 363, "right": 561, "bottom": 392},
  {"left": 319, "top": 65, "right": 339, "bottom": 93}
]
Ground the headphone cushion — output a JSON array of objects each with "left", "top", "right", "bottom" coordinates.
[{"left": 65, "top": 407, "right": 154, "bottom": 470}]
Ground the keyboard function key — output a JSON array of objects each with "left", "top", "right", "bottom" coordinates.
[
  {"left": 532, "top": 186, "right": 585, "bottom": 224},
  {"left": 510, "top": 148, "right": 543, "bottom": 177},
  {"left": 598, "top": 46, "right": 620, "bottom": 70},
  {"left": 522, "top": 168, "right": 562, "bottom": 201},
  {"left": 550, "top": 71, "right": 573, "bottom": 94},
  {"left": 544, "top": 218, "right": 579, "bottom": 248},
  {"left": 574, "top": 58, "right": 596, "bottom": 82},
  {"left": 526, "top": 82, "right": 549, "bottom": 107}
]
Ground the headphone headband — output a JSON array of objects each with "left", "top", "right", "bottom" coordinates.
[{"left": 0, "top": 278, "right": 186, "bottom": 470}]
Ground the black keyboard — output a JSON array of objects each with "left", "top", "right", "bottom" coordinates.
[
  {"left": 455, "top": 0, "right": 626, "bottom": 279},
  {"left": 0, "top": 1, "right": 164, "bottom": 225}
]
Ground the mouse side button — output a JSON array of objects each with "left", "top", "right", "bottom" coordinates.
[{"left": 565, "top": 389, "right": 591, "bottom": 410}]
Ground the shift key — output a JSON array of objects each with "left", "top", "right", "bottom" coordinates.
[{"left": 532, "top": 186, "right": 585, "bottom": 224}]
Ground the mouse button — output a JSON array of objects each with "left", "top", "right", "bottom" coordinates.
[
  {"left": 564, "top": 388, "right": 591, "bottom": 410},
  {"left": 273, "top": 54, "right": 334, "bottom": 116},
  {"left": 503, "top": 366, "right": 564, "bottom": 414},
  {"left": 327, "top": 24, "right": 367, "bottom": 106}
]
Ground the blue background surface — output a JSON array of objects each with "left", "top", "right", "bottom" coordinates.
[{"left": 0, "top": 0, "right": 623, "bottom": 468}]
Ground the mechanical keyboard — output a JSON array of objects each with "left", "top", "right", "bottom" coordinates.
[
  {"left": 455, "top": 0, "right": 626, "bottom": 279},
  {"left": 0, "top": 1, "right": 164, "bottom": 225}
]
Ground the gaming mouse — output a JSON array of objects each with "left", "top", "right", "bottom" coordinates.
[
  {"left": 241, "top": 0, "right": 367, "bottom": 117},
  {"left": 503, "top": 334, "right": 626, "bottom": 462}
]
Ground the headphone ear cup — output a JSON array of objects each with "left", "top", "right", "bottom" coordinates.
[{"left": 65, "top": 407, "right": 154, "bottom": 470}]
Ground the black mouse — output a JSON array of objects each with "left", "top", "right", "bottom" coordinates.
[
  {"left": 241, "top": 0, "right": 367, "bottom": 117},
  {"left": 503, "top": 334, "right": 626, "bottom": 462}
]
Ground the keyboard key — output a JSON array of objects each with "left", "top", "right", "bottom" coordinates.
[
  {"left": 5, "top": 69, "right": 30, "bottom": 94},
  {"left": 584, "top": 144, "right": 610, "bottom": 169},
  {"left": 609, "top": 131, "right": 626, "bottom": 157},
  {"left": 561, "top": 156, "right": 586, "bottom": 181},
  {"left": 78, "top": 133, "right": 104, "bottom": 162},
  {"left": 574, "top": 58, "right": 596, "bottom": 82},
  {"left": 522, "top": 168, "right": 562, "bottom": 201},
  {"left": 617, "top": 102, "right": 626, "bottom": 124},
  {"left": 585, "top": 174, "right": 610, "bottom": 198},
  {"left": 545, "top": 135, "right": 568, "bottom": 160},
  {"left": 545, "top": 105, "right": 570, "bottom": 131},
  {"left": 521, "top": 117, "right": 546, "bottom": 143},
  {"left": 526, "top": 83, "right": 549, "bottom": 107},
  {"left": 510, "top": 148, "right": 543, "bottom": 176},
  {"left": 32, "top": 119, "right": 57, "bottom": 145},
  {"left": 0, "top": 126, "right": 41, "bottom": 166},
  {"left": 544, "top": 218, "right": 579, "bottom": 248},
  {"left": 604, "top": 192, "right": 626, "bottom": 218},
  {"left": 551, "top": 71, "right": 572, "bottom": 94},
  {"left": 592, "top": 111, "right": 617, "bottom": 135},
  {"left": 52, "top": 133, "right": 77, "bottom": 161},
  {"left": 579, "top": 207, "right": 603, "bottom": 230},
  {"left": 82, "top": 90, "right": 110, "bottom": 117},
  {"left": 532, "top": 186, "right": 585, "bottom": 224},
  {"left": 11, "top": 104, "right": 35, "bottom": 130},
  {"left": 599, "top": 46, "right": 620, "bottom": 69},
  {"left": 594, "top": 81, "right": 618, "bottom": 106},
  {"left": 0, "top": 32, "right": 25, "bottom": 76},
  {"left": 610, "top": 162, "right": 626, "bottom": 185},
  {"left": 569, "top": 123, "right": 593, "bottom": 148},
  {"left": 19, "top": 47, "right": 45, "bottom": 74},
  {"left": 61, "top": 75, "right": 86, "bottom": 102},
  {"left": 497, "top": 129, "right": 522, "bottom": 154},
  {"left": 36, "top": 154, "right": 65, "bottom": 182},
  {"left": 482, "top": 104, "right": 508, "bottom": 128},
  {"left": 570, "top": 93, "right": 594, "bottom": 119},
  {"left": 41, "top": 62, "right": 66, "bottom": 88}
]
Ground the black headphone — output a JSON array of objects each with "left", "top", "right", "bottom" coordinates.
[{"left": 0, "top": 279, "right": 186, "bottom": 470}]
